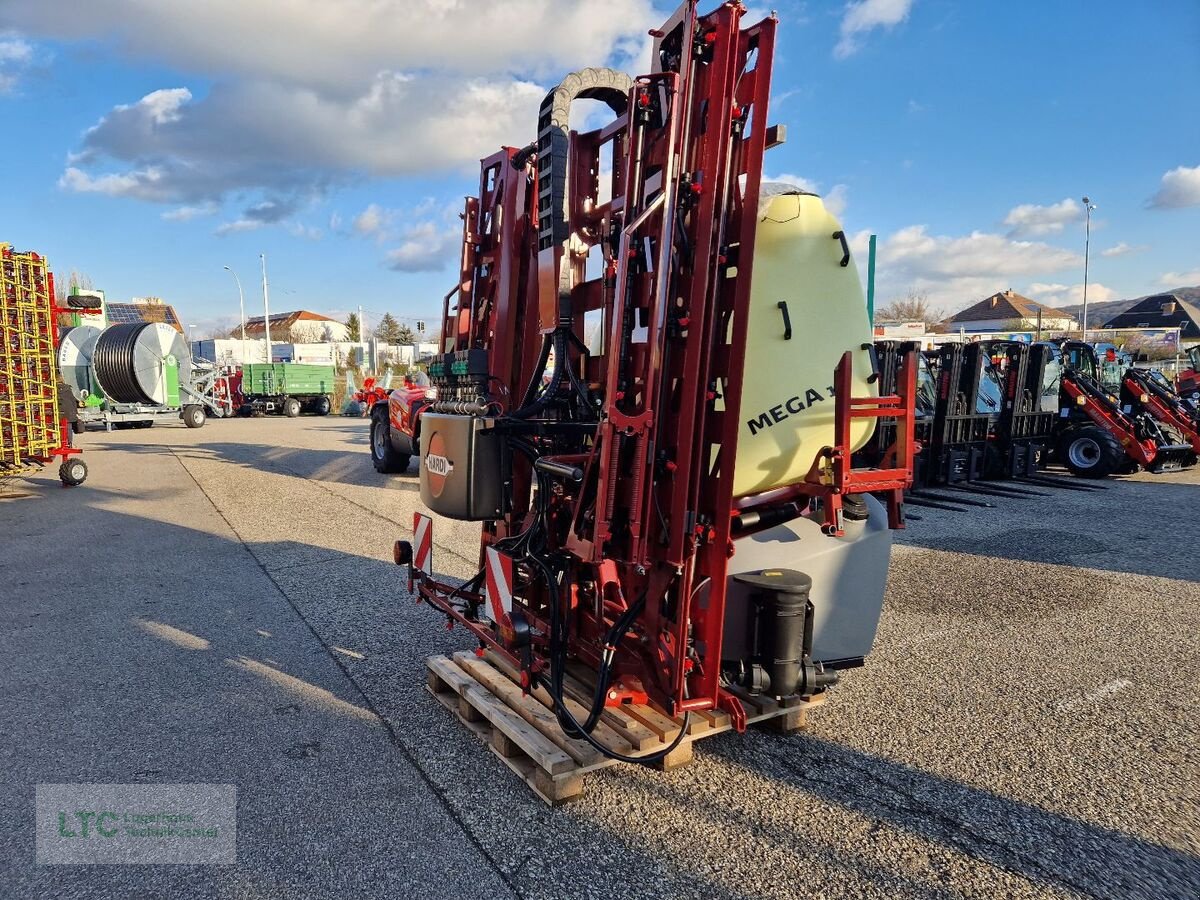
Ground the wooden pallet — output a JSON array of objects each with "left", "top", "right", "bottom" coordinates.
[{"left": 425, "top": 651, "right": 826, "bottom": 805}]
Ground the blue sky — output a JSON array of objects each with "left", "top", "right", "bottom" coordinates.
[{"left": 0, "top": 0, "right": 1197, "bottom": 336}]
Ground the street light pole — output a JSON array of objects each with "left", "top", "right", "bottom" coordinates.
[
  {"left": 260, "top": 253, "right": 272, "bottom": 363},
  {"left": 223, "top": 265, "right": 247, "bottom": 364},
  {"left": 1081, "top": 196, "right": 1096, "bottom": 342}
]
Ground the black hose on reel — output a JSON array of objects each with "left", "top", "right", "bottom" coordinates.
[{"left": 93, "top": 323, "right": 153, "bottom": 404}]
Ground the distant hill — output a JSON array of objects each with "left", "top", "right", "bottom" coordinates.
[
  {"left": 1056, "top": 298, "right": 1139, "bottom": 323},
  {"left": 1058, "top": 285, "right": 1200, "bottom": 326}
]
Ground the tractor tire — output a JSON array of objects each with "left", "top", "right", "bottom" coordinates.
[
  {"left": 59, "top": 458, "right": 88, "bottom": 486},
  {"left": 315, "top": 395, "right": 332, "bottom": 417},
  {"left": 182, "top": 405, "right": 206, "bottom": 429},
  {"left": 1061, "top": 426, "right": 1124, "bottom": 478},
  {"left": 370, "top": 414, "right": 410, "bottom": 474},
  {"left": 284, "top": 398, "right": 302, "bottom": 418}
]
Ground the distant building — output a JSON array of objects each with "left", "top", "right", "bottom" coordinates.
[
  {"left": 873, "top": 321, "right": 927, "bottom": 338},
  {"left": 940, "top": 289, "right": 1076, "bottom": 333},
  {"left": 1101, "top": 293, "right": 1200, "bottom": 339},
  {"left": 106, "top": 298, "right": 184, "bottom": 333},
  {"left": 239, "top": 310, "right": 348, "bottom": 343}
]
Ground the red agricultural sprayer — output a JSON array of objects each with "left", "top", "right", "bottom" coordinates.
[{"left": 394, "top": 0, "right": 917, "bottom": 774}]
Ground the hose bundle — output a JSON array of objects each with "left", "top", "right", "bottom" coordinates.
[
  {"left": 517, "top": 461, "right": 690, "bottom": 764},
  {"left": 93, "top": 323, "right": 153, "bottom": 404}
]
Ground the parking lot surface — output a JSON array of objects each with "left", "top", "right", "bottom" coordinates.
[{"left": 2, "top": 416, "right": 1197, "bottom": 899}]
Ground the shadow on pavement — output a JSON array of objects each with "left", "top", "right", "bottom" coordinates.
[
  {"left": 0, "top": 499, "right": 514, "bottom": 898},
  {"left": 0, "top": 498, "right": 735, "bottom": 900},
  {"left": 897, "top": 521, "right": 1199, "bottom": 584},
  {"left": 89, "top": 438, "right": 420, "bottom": 491},
  {"left": 695, "top": 733, "right": 1200, "bottom": 899}
]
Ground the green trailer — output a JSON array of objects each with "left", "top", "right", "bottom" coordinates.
[{"left": 239, "top": 363, "right": 335, "bottom": 417}]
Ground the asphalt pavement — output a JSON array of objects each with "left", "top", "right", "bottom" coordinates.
[{"left": 1, "top": 415, "right": 1196, "bottom": 899}]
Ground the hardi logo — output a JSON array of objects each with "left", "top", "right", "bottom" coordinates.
[
  {"left": 425, "top": 455, "right": 453, "bottom": 476},
  {"left": 423, "top": 431, "right": 454, "bottom": 497}
]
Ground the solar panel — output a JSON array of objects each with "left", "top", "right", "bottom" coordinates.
[
  {"left": 105, "top": 303, "right": 144, "bottom": 324},
  {"left": 104, "top": 303, "right": 183, "bottom": 332}
]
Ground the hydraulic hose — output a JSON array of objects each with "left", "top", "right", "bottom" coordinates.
[
  {"left": 511, "top": 332, "right": 568, "bottom": 419},
  {"left": 502, "top": 435, "right": 691, "bottom": 763},
  {"left": 527, "top": 546, "right": 691, "bottom": 764},
  {"left": 516, "top": 333, "right": 553, "bottom": 410}
]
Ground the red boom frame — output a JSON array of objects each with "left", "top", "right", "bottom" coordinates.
[{"left": 407, "top": 1, "right": 915, "bottom": 729}]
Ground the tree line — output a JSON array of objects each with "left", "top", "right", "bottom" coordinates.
[{"left": 345, "top": 312, "right": 428, "bottom": 344}]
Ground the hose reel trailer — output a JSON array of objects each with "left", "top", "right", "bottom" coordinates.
[
  {"left": 64, "top": 321, "right": 226, "bottom": 429},
  {"left": 57, "top": 325, "right": 103, "bottom": 403},
  {"left": 92, "top": 322, "right": 191, "bottom": 406}
]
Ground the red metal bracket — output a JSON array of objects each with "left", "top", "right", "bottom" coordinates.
[
  {"left": 717, "top": 687, "right": 748, "bottom": 733},
  {"left": 787, "top": 349, "right": 917, "bottom": 535}
]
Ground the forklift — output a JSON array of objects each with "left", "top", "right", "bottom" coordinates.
[
  {"left": 926, "top": 341, "right": 1004, "bottom": 485},
  {"left": 862, "top": 340, "right": 934, "bottom": 482},
  {"left": 988, "top": 340, "right": 1059, "bottom": 479}
]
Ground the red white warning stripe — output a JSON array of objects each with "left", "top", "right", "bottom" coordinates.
[
  {"left": 483, "top": 546, "right": 513, "bottom": 624},
  {"left": 413, "top": 513, "right": 433, "bottom": 575}
]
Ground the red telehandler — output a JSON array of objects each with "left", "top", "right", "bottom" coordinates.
[
  {"left": 1055, "top": 341, "right": 1195, "bottom": 476},
  {"left": 1119, "top": 366, "right": 1200, "bottom": 459},
  {"left": 393, "top": 1, "right": 917, "bottom": 766},
  {"left": 1177, "top": 345, "right": 1200, "bottom": 410}
]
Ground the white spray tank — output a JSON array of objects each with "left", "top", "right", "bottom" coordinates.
[
  {"left": 733, "top": 185, "right": 877, "bottom": 498},
  {"left": 722, "top": 186, "right": 890, "bottom": 683}
]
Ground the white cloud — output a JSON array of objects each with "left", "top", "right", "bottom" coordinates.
[
  {"left": 834, "top": 0, "right": 914, "bottom": 59},
  {"left": 385, "top": 219, "right": 460, "bottom": 273},
  {"left": 1002, "top": 197, "right": 1081, "bottom": 238},
  {"left": 11, "top": 1, "right": 654, "bottom": 234},
  {"left": 1024, "top": 282, "right": 1116, "bottom": 308},
  {"left": 286, "top": 222, "right": 322, "bottom": 241},
  {"left": 59, "top": 76, "right": 546, "bottom": 208},
  {"left": 214, "top": 219, "right": 264, "bottom": 236},
  {"left": 0, "top": 1, "right": 656, "bottom": 88},
  {"left": 214, "top": 196, "right": 306, "bottom": 236},
  {"left": 0, "top": 34, "right": 32, "bottom": 64},
  {"left": 0, "top": 32, "right": 37, "bottom": 93},
  {"left": 135, "top": 87, "right": 191, "bottom": 124},
  {"left": 1148, "top": 164, "right": 1200, "bottom": 209},
  {"left": 1099, "top": 242, "right": 1145, "bottom": 258},
  {"left": 866, "top": 223, "right": 1081, "bottom": 311},
  {"left": 1160, "top": 269, "right": 1200, "bottom": 287},
  {"left": 353, "top": 203, "right": 388, "bottom": 237},
  {"left": 772, "top": 86, "right": 807, "bottom": 106},
  {"left": 824, "top": 184, "right": 849, "bottom": 218},
  {"left": 162, "top": 202, "right": 218, "bottom": 222},
  {"left": 59, "top": 165, "right": 168, "bottom": 199}
]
